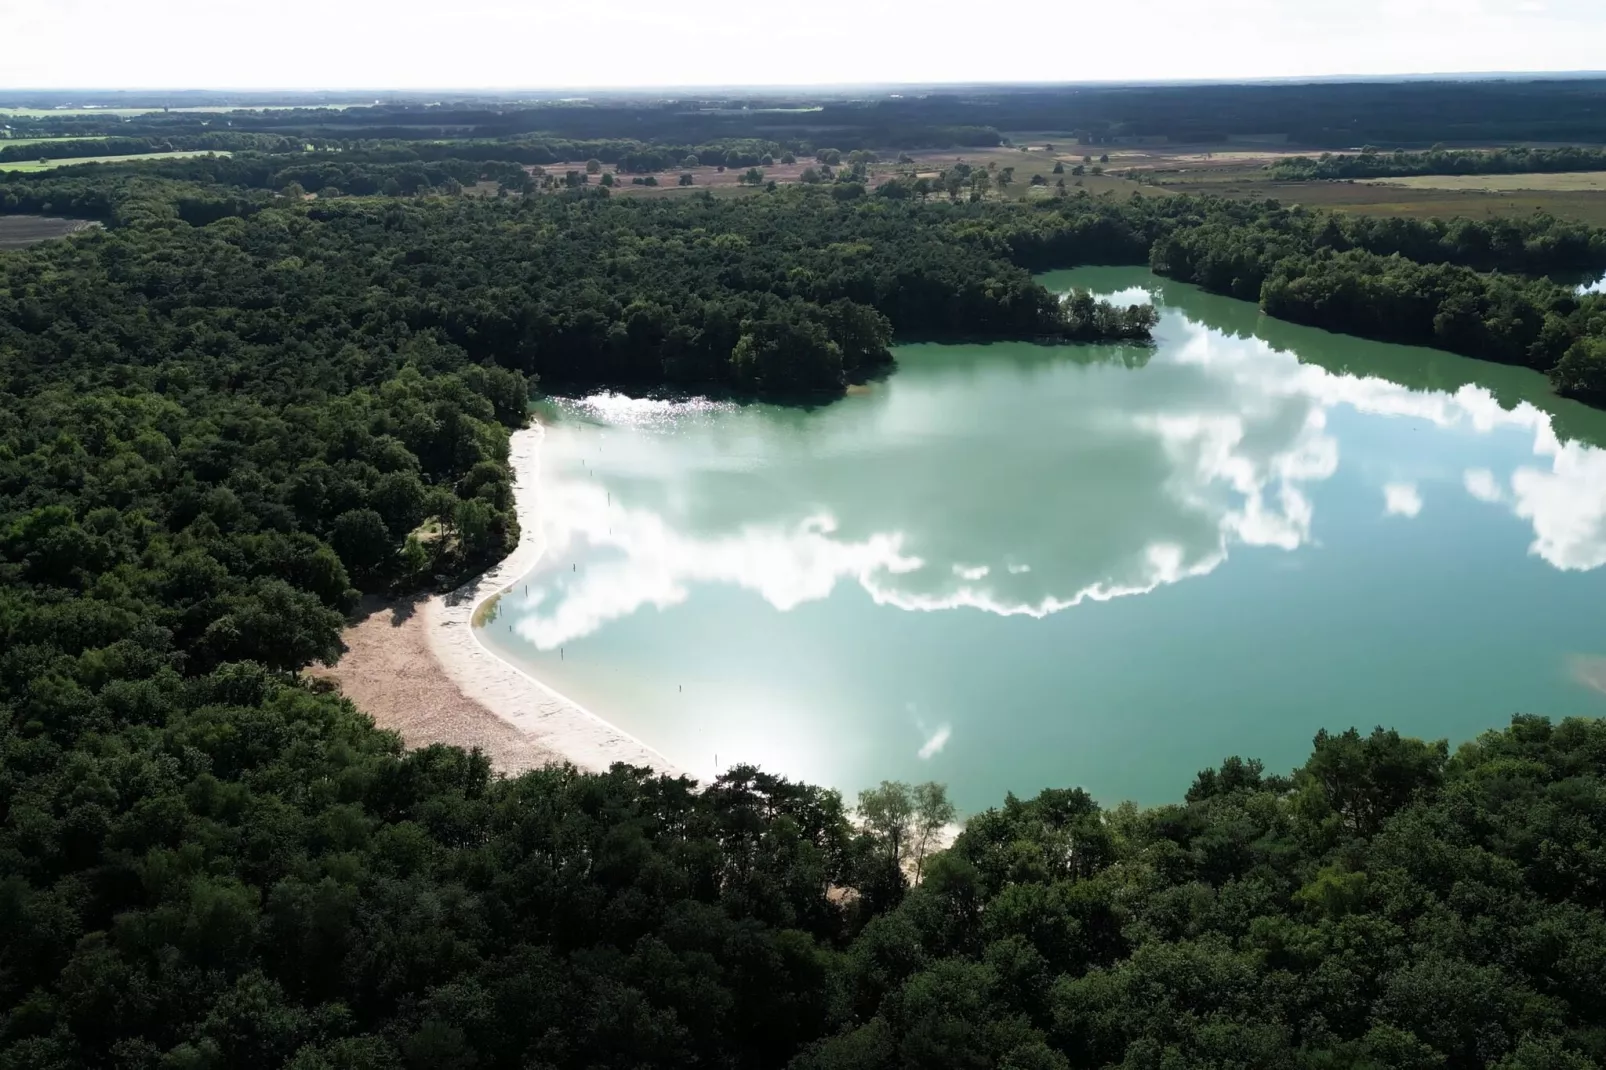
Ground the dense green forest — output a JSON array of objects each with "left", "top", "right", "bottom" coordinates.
[
  {"left": 1272, "top": 146, "right": 1606, "bottom": 181},
  {"left": 4, "top": 158, "right": 1606, "bottom": 1068},
  {"left": 5, "top": 153, "right": 1606, "bottom": 398}
]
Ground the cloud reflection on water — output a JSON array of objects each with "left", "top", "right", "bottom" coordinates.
[{"left": 511, "top": 299, "right": 1606, "bottom": 649}]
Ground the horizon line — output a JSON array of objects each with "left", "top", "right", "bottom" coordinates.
[{"left": 7, "top": 71, "right": 1606, "bottom": 97}]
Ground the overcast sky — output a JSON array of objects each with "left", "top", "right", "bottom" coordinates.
[{"left": 4, "top": 0, "right": 1605, "bottom": 89}]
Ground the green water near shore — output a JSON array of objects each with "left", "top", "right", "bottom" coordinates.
[{"left": 479, "top": 267, "right": 1606, "bottom": 810}]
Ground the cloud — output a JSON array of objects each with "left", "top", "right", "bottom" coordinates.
[
  {"left": 917, "top": 725, "right": 952, "bottom": 760},
  {"left": 1383, "top": 482, "right": 1423, "bottom": 518},
  {"left": 509, "top": 302, "right": 1606, "bottom": 655},
  {"left": 1464, "top": 468, "right": 1504, "bottom": 503},
  {"left": 1510, "top": 444, "right": 1606, "bottom": 570}
]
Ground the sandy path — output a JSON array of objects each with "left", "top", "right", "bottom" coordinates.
[{"left": 313, "top": 425, "right": 679, "bottom": 778}]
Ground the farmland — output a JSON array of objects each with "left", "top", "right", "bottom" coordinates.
[
  {"left": 1361, "top": 171, "right": 1606, "bottom": 192},
  {"left": 1051, "top": 139, "right": 1606, "bottom": 226},
  {"left": 0, "top": 215, "right": 98, "bottom": 250}
]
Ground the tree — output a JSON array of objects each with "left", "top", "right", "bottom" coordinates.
[
  {"left": 911, "top": 782, "right": 956, "bottom": 882},
  {"left": 1296, "top": 726, "right": 1448, "bottom": 835},
  {"left": 857, "top": 781, "right": 915, "bottom": 870},
  {"left": 678, "top": 172, "right": 693, "bottom": 186},
  {"left": 584, "top": 158, "right": 602, "bottom": 174},
  {"left": 731, "top": 311, "right": 843, "bottom": 392},
  {"left": 1552, "top": 337, "right": 1606, "bottom": 401},
  {"left": 781, "top": 152, "right": 796, "bottom": 164},
  {"left": 1052, "top": 161, "right": 1064, "bottom": 174},
  {"left": 682, "top": 153, "right": 699, "bottom": 168},
  {"left": 599, "top": 171, "right": 614, "bottom": 187},
  {"left": 330, "top": 508, "right": 393, "bottom": 581},
  {"left": 817, "top": 148, "right": 842, "bottom": 165}
]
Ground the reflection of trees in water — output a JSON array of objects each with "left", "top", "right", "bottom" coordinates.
[{"left": 1069, "top": 267, "right": 1606, "bottom": 452}]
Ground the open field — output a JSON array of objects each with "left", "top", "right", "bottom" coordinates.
[
  {"left": 1039, "top": 138, "right": 1606, "bottom": 227},
  {"left": 0, "top": 149, "right": 229, "bottom": 172},
  {"left": 510, "top": 149, "right": 1167, "bottom": 204},
  {"left": 0, "top": 136, "right": 100, "bottom": 149},
  {"left": 1361, "top": 171, "right": 1606, "bottom": 192},
  {"left": 885, "top": 146, "right": 1167, "bottom": 203},
  {"left": 0, "top": 216, "right": 100, "bottom": 250}
]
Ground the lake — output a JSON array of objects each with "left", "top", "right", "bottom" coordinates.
[{"left": 478, "top": 267, "right": 1606, "bottom": 811}]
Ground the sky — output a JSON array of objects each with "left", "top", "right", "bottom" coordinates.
[{"left": 4, "top": 0, "right": 1606, "bottom": 89}]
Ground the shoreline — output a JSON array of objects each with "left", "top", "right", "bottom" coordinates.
[{"left": 319, "top": 422, "right": 680, "bottom": 778}]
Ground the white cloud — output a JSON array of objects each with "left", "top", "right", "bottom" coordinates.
[
  {"left": 1465, "top": 468, "right": 1504, "bottom": 503},
  {"left": 917, "top": 725, "right": 952, "bottom": 760},
  {"left": 1383, "top": 482, "right": 1423, "bottom": 518},
  {"left": 1510, "top": 444, "right": 1606, "bottom": 570},
  {"left": 509, "top": 304, "right": 1606, "bottom": 655}
]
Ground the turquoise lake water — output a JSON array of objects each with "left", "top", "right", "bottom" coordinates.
[{"left": 478, "top": 267, "right": 1606, "bottom": 810}]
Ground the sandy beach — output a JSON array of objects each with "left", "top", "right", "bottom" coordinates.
[{"left": 312, "top": 424, "right": 680, "bottom": 777}]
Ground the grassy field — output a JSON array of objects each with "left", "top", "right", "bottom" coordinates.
[
  {"left": 1361, "top": 172, "right": 1606, "bottom": 192},
  {"left": 0, "top": 136, "right": 100, "bottom": 149},
  {"left": 1038, "top": 137, "right": 1606, "bottom": 227},
  {"left": 0, "top": 149, "right": 228, "bottom": 173},
  {"left": 899, "top": 146, "right": 1167, "bottom": 203}
]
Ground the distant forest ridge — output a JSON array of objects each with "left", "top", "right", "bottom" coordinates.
[{"left": 9, "top": 78, "right": 1606, "bottom": 147}]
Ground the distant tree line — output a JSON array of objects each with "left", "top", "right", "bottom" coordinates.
[
  {"left": 13, "top": 79, "right": 1606, "bottom": 146},
  {"left": 1272, "top": 145, "right": 1606, "bottom": 181}
]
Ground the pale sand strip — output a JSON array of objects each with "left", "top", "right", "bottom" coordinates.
[{"left": 315, "top": 424, "right": 679, "bottom": 777}]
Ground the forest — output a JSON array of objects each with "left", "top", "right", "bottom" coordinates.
[
  {"left": 3, "top": 155, "right": 1606, "bottom": 1068},
  {"left": 1272, "top": 146, "right": 1606, "bottom": 181}
]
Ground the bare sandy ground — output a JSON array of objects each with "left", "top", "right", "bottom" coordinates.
[
  {"left": 310, "top": 596, "right": 565, "bottom": 774},
  {"left": 313, "top": 425, "right": 679, "bottom": 778}
]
